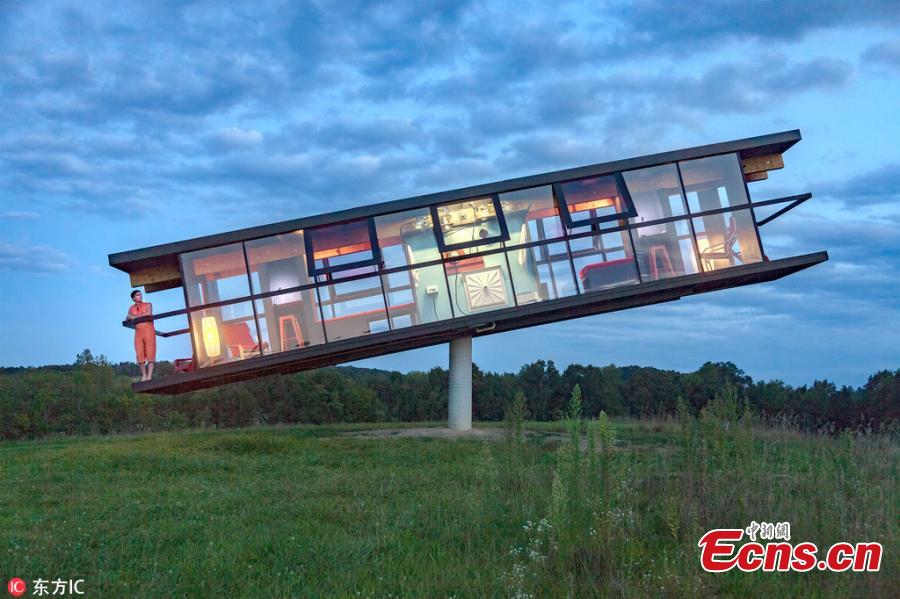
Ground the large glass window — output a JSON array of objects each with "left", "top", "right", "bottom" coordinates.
[
  {"left": 623, "top": 164, "right": 688, "bottom": 224},
  {"left": 632, "top": 223, "right": 698, "bottom": 282},
  {"left": 254, "top": 289, "right": 326, "bottom": 353},
  {"left": 180, "top": 243, "right": 251, "bottom": 308},
  {"left": 189, "top": 301, "right": 261, "bottom": 368},
  {"left": 569, "top": 231, "right": 639, "bottom": 293},
  {"left": 431, "top": 195, "right": 509, "bottom": 253},
  {"left": 507, "top": 242, "right": 577, "bottom": 304},
  {"left": 500, "top": 186, "right": 565, "bottom": 246},
  {"left": 445, "top": 254, "right": 515, "bottom": 316},
  {"left": 305, "top": 218, "right": 381, "bottom": 278},
  {"left": 374, "top": 208, "right": 442, "bottom": 269},
  {"left": 554, "top": 173, "right": 636, "bottom": 229},
  {"left": 679, "top": 153, "right": 750, "bottom": 212},
  {"left": 693, "top": 209, "right": 762, "bottom": 271},
  {"left": 316, "top": 276, "right": 389, "bottom": 342},
  {"left": 623, "top": 164, "right": 698, "bottom": 282},
  {"left": 381, "top": 264, "right": 453, "bottom": 329},
  {"left": 245, "top": 232, "right": 312, "bottom": 296}
]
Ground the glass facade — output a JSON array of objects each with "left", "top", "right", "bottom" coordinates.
[{"left": 159, "top": 151, "right": 773, "bottom": 369}]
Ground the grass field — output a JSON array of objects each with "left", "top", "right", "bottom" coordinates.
[{"left": 1, "top": 414, "right": 896, "bottom": 597}]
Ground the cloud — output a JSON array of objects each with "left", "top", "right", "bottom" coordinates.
[
  {"left": 0, "top": 210, "right": 39, "bottom": 220},
  {"left": 601, "top": 56, "right": 852, "bottom": 114},
  {"left": 820, "top": 163, "right": 900, "bottom": 207},
  {"left": 207, "top": 127, "right": 264, "bottom": 153},
  {"left": 862, "top": 38, "right": 900, "bottom": 71},
  {"left": 605, "top": 0, "right": 900, "bottom": 54},
  {"left": 273, "top": 117, "right": 424, "bottom": 154},
  {"left": 0, "top": 242, "right": 74, "bottom": 273}
]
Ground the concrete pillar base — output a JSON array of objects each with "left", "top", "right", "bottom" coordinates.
[{"left": 448, "top": 336, "right": 472, "bottom": 430}]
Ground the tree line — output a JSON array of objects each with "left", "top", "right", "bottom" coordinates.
[{"left": 0, "top": 349, "right": 896, "bottom": 440}]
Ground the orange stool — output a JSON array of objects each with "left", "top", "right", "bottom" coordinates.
[
  {"left": 648, "top": 245, "right": 674, "bottom": 280},
  {"left": 278, "top": 315, "right": 304, "bottom": 351}
]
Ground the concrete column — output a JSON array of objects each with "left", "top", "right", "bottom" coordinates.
[{"left": 448, "top": 336, "right": 472, "bottom": 430}]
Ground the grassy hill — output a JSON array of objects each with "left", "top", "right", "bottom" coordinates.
[{"left": 1, "top": 415, "right": 896, "bottom": 597}]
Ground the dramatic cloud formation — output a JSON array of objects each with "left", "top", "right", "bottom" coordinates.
[{"left": 0, "top": 0, "right": 897, "bottom": 384}]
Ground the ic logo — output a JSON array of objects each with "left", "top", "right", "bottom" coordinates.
[{"left": 7, "top": 578, "right": 26, "bottom": 597}]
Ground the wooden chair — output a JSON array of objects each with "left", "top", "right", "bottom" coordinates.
[
  {"left": 222, "top": 322, "right": 267, "bottom": 359},
  {"left": 700, "top": 216, "right": 741, "bottom": 270},
  {"left": 174, "top": 358, "right": 194, "bottom": 373},
  {"left": 278, "top": 315, "right": 304, "bottom": 352},
  {"left": 647, "top": 245, "right": 675, "bottom": 280}
]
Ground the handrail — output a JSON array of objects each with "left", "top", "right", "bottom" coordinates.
[
  {"left": 754, "top": 193, "right": 812, "bottom": 226},
  {"left": 121, "top": 192, "right": 813, "bottom": 335}
]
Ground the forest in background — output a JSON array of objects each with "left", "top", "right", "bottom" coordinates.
[{"left": 0, "top": 349, "right": 896, "bottom": 440}]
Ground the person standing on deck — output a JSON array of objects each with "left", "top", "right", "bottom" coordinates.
[{"left": 126, "top": 290, "right": 156, "bottom": 381}]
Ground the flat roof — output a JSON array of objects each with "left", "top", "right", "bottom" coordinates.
[{"left": 109, "top": 129, "right": 801, "bottom": 274}]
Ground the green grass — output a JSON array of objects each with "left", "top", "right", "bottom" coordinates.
[{"left": 1, "top": 418, "right": 896, "bottom": 597}]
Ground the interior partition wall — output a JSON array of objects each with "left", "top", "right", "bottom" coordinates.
[{"left": 173, "top": 151, "right": 769, "bottom": 369}]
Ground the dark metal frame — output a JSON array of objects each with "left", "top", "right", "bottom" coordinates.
[
  {"left": 552, "top": 172, "right": 638, "bottom": 229},
  {"left": 755, "top": 194, "right": 811, "bottom": 227},
  {"left": 429, "top": 193, "right": 510, "bottom": 252},
  {"left": 303, "top": 217, "right": 382, "bottom": 277}
]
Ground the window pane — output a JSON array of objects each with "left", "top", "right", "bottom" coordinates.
[
  {"left": 632, "top": 222, "right": 698, "bottom": 282},
  {"left": 557, "top": 174, "right": 632, "bottom": 227},
  {"left": 254, "top": 288, "right": 326, "bottom": 353},
  {"left": 694, "top": 209, "right": 762, "bottom": 272},
  {"left": 245, "top": 231, "right": 312, "bottom": 296},
  {"left": 679, "top": 153, "right": 749, "bottom": 212},
  {"left": 306, "top": 219, "right": 378, "bottom": 275},
  {"left": 374, "top": 208, "right": 442, "bottom": 269},
  {"left": 381, "top": 264, "right": 453, "bottom": 329},
  {"left": 317, "top": 276, "right": 389, "bottom": 342},
  {"left": 445, "top": 255, "right": 515, "bottom": 316},
  {"left": 569, "top": 232, "right": 639, "bottom": 292},
  {"left": 433, "top": 196, "right": 507, "bottom": 252},
  {"left": 189, "top": 301, "right": 259, "bottom": 367},
  {"left": 180, "top": 244, "right": 250, "bottom": 308},
  {"left": 500, "top": 186, "right": 565, "bottom": 246},
  {"left": 507, "top": 242, "right": 577, "bottom": 304},
  {"left": 623, "top": 164, "right": 688, "bottom": 225}
]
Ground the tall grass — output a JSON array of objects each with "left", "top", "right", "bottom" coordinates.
[
  {"left": 491, "top": 384, "right": 897, "bottom": 597},
  {"left": 1, "top": 395, "right": 895, "bottom": 597}
]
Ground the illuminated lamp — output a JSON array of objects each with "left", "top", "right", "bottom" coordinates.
[{"left": 201, "top": 316, "right": 221, "bottom": 358}]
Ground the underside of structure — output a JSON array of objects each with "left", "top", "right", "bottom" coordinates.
[{"left": 109, "top": 129, "right": 827, "bottom": 396}]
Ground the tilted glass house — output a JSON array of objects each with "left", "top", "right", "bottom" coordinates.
[{"left": 109, "top": 130, "right": 827, "bottom": 394}]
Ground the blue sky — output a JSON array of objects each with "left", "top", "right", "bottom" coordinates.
[{"left": 1, "top": 0, "right": 898, "bottom": 386}]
